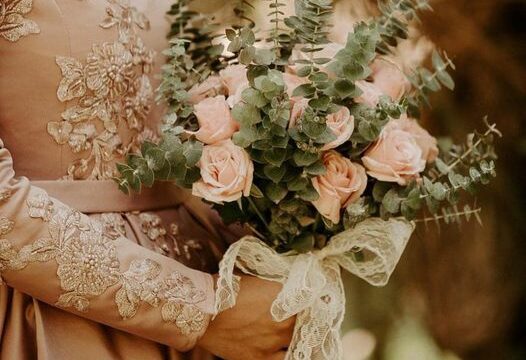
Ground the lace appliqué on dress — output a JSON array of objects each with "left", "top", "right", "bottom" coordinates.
[
  {"left": 48, "top": 0, "right": 158, "bottom": 180},
  {"left": 0, "top": 0, "right": 40, "bottom": 42},
  {"left": 0, "top": 191, "right": 208, "bottom": 334},
  {"left": 137, "top": 212, "right": 206, "bottom": 267}
]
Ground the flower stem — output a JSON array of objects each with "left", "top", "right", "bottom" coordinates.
[{"left": 247, "top": 196, "right": 270, "bottom": 231}]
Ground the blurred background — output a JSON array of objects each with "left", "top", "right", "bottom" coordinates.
[
  {"left": 194, "top": 0, "right": 525, "bottom": 358},
  {"left": 338, "top": 1, "right": 526, "bottom": 359}
]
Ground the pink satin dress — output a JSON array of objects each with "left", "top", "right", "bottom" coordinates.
[{"left": 0, "top": 0, "right": 227, "bottom": 359}]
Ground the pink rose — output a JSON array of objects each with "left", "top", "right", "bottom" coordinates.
[
  {"left": 370, "top": 58, "right": 410, "bottom": 101},
  {"left": 321, "top": 106, "right": 354, "bottom": 150},
  {"left": 219, "top": 65, "right": 248, "bottom": 103},
  {"left": 219, "top": 64, "right": 249, "bottom": 107},
  {"left": 192, "top": 140, "right": 254, "bottom": 203},
  {"left": 392, "top": 115, "right": 439, "bottom": 162},
  {"left": 312, "top": 151, "right": 368, "bottom": 224},
  {"left": 193, "top": 95, "right": 239, "bottom": 144},
  {"left": 362, "top": 119, "right": 426, "bottom": 185},
  {"left": 355, "top": 80, "right": 384, "bottom": 108},
  {"left": 355, "top": 58, "right": 411, "bottom": 107},
  {"left": 220, "top": 64, "right": 248, "bottom": 94},
  {"left": 188, "top": 75, "right": 224, "bottom": 104}
]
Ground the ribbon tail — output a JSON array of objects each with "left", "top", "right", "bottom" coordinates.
[
  {"left": 286, "top": 259, "right": 345, "bottom": 360},
  {"left": 214, "top": 239, "right": 243, "bottom": 316}
]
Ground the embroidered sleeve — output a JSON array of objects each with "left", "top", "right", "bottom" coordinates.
[{"left": 0, "top": 141, "right": 215, "bottom": 350}]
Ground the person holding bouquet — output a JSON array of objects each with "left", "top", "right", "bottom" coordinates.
[{"left": 0, "top": 0, "right": 498, "bottom": 359}]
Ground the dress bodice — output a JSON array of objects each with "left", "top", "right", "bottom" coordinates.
[{"left": 0, "top": 0, "right": 172, "bottom": 180}]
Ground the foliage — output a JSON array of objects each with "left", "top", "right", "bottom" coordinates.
[
  {"left": 116, "top": 0, "right": 500, "bottom": 252},
  {"left": 372, "top": 120, "right": 500, "bottom": 222},
  {"left": 407, "top": 50, "right": 456, "bottom": 116},
  {"left": 376, "top": 0, "right": 432, "bottom": 54},
  {"left": 284, "top": 0, "right": 333, "bottom": 57},
  {"left": 166, "top": 0, "right": 225, "bottom": 78}
]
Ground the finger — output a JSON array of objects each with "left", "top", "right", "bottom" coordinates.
[
  {"left": 276, "top": 315, "right": 296, "bottom": 332},
  {"left": 278, "top": 325, "right": 294, "bottom": 348},
  {"left": 268, "top": 351, "right": 287, "bottom": 360},
  {"left": 276, "top": 316, "right": 296, "bottom": 347}
]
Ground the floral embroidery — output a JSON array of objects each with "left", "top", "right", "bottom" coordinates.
[
  {"left": 161, "top": 271, "right": 207, "bottom": 334},
  {"left": 26, "top": 192, "right": 54, "bottom": 220},
  {"left": 22, "top": 197, "right": 122, "bottom": 311},
  {"left": 49, "top": 0, "right": 157, "bottom": 180},
  {"left": 116, "top": 258, "right": 163, "bottom": 319},
  {"left": 0, "top": 189, "right": 16, "bottom": 280},
  {"left": 161, "top": 302, "right": 208, "bottom": 335},
  {"left": 0, "top": 188, "right": 12, "bottom": 202},
  {"left": 137, "top": 212, "right": 205, "bottom": 262},
  {"left": 139, "top": 213, "right": 167, "bottom": 243},
  {"left": 162, "top": 271, "right": 206, "bottom": 304},
  {"left": 0, "top": 0, "right": 40, "bottom": 42},
  {"left": 0, "top": 191, "right": 209, "bottom": 334},
  {"left": 116, "top": 259, "right": 207, "bottom": 333},
  {"left": 137, "top": 212, "right": 173, "bottom": 255},
  {"left": 100, "top": 213, "right": 127, "bottom": 239},
  {"left": 0, "top": 216, "right": 14, "bottom": 235},
  {"left": 55, "top": 212, "right": 122, "bottom": 311}
]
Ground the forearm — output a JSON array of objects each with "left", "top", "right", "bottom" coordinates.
[{"left": 0, "top": 141, "right": 215, "bottom": 351}]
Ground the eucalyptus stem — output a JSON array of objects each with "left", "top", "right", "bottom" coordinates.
[
  {"left": 247, "top": 197, "right": 270, "bottom": 230},
  {"left": 444, "top": 123, "right": 498, "bottom": 173},
  {"left": 412, "top": 207, "right": 482, "bottom": 224},
  {"left": 273, "top": 0, "right": 280, "bottom": 56}
]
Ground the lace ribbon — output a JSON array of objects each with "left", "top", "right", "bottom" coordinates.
[{"left": 214, "top": 217, "right": 415, "bottom": 360}]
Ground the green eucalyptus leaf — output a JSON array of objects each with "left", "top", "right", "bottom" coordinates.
[
  {"left": 254, "top": 48, "right": 276, "bottom": 65},
  {"left": 298, "top": 183, "right": 319, "bottom": 202},
  {"left": 265, "top": 183, "right": 288, "bottom": 203},
  {"left": 232, "top": 103, "right": 262, "bottom": 125},
  {"left": 293, "top": 150, "right": 319, "bottom": 166},
  {"left": 430, "top": 182, "right": 448, "bottom": 201},
  {"left": 241, "top": 88, "right": 268, "bottom": 108},
  {"left": 292, "top": 83, "right": 316, "bottom": 97},
  {"left": 182, "top": 140, "right": 203, "bottom": 167},
  {"left": 305, "top": 160, "right": 326, "bottom": 175},
  {"left": 239, "top": 46, "right": 256, "bottom": 65},
  {"left": 308, "top": 96, "right": 330, "bottom": 110},
  {"left": 290, "top": 233, "right": 315, "bottom": 253},
  {"left": 382, "top": 188, "right": 402, "bottom": 214},
  {"left": 287, "top": 176, "right": 309, "bottom": 191},
  {"left": 225, "top": 28, "right": 236, "bottom": 41},
  {"left": 296, "top": 66, "right": 313, "bottom": 77},
  {"left": 250, "top": 184, "right": 264, "bottom": 198},
  {"left": 333, "top": 79, "right": 357, "bottom": 98},
  {"left": 138, "top": 167, "right": 155, "bottom": 188},
  {"left": 144, "top": 147, "right": 166, "bottom": 171},
  {"left": 372, "top": 181, "right": 390, "bottom": 202},
  {"left": 264, "top": 148, "right": 288, "bottom": 166},
  {"left": 264, "top": 164, "right": 287, "bottom": 183}
]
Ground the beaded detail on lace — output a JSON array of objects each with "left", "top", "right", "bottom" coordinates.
[
  {"left": 48, "top": 0, "right": 158, "bottom": 180},
  {"left": 0, "top": 191, "right": 208, "bottom": 335},
  {"left": 0, "top": 0, "right": 40, "bottom": 42}
]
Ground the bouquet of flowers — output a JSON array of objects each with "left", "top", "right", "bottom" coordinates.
[{"left": 117, "top": 0, "right": 500, "bottom": 358}]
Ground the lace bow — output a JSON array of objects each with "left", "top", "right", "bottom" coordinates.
[{"left": 214, "top": 217, "right": 414, "bottom": 360}]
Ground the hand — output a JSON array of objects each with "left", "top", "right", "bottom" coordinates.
[{"left": 197, "top": 275, "right": 295, "bottom": 360}]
